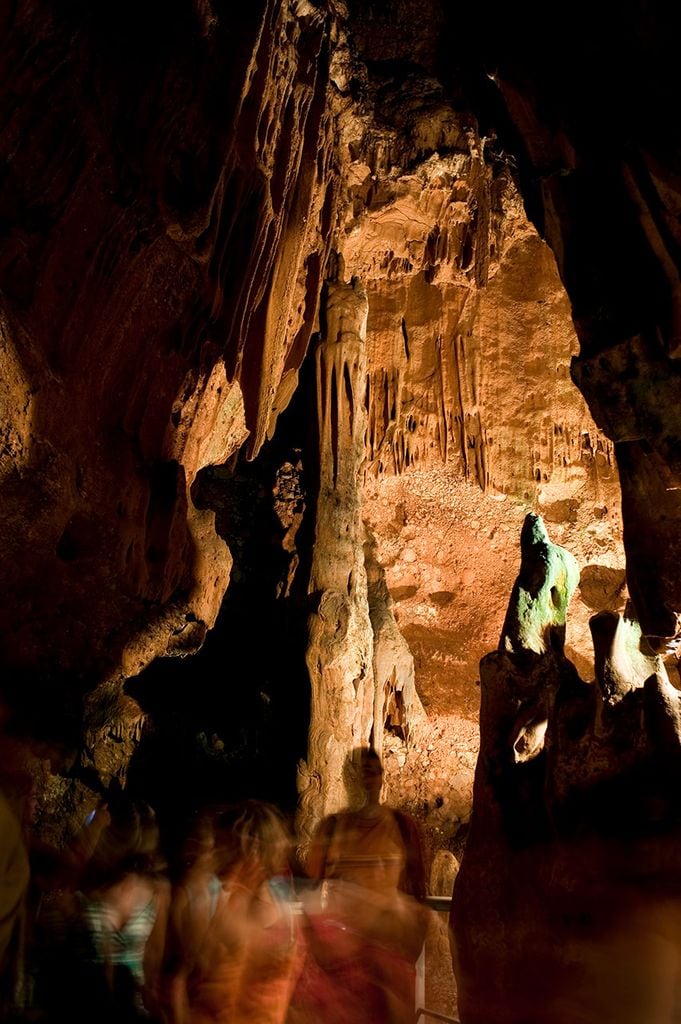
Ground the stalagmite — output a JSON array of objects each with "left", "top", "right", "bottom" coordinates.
[
  {"left": 364, "top": 529, "right": 426, "bottom": 758},
  {"left": 297, "top": 267, "right": 375, "bottom": 843}
]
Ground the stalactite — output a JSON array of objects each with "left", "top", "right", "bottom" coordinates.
[{"left": 343, "top": 118, "right": 616, "bottom": 505}]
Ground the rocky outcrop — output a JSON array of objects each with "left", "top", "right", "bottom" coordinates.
[
  {"left": 452, "top": 515, "right": 681, "bottom": 1024},
  {"left": 364, "top": 528, "right": 426, "bottom": 755},
  {"left": 499, "top": 513, "right": 579, "bottom": 659},
  {"left": 0, "top": 1, "right": 342, "bottom": 745},
  {"left": 462, "top": 3, "right": 681, "bottom": 650},
  {"left": 335, "top": 25, "right": 623, "bottom": 846}
]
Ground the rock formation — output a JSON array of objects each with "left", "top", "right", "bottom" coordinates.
[
  {"left": 467, "top": 2, "right": 681, "bottom": 651},
  {"left": 298, "top": 270, "right": 375, "bottom": 837},
  {"left": 1, "top": 2, "right": 680, "bottom": 942},
  {"left": 452, "top": 514, "right": 681, "bottom": 1024},
  {"left": 499, "top": 513, "right": 579, "bottom": 659},
  {"left": 298, "top": 266, "right": 425, "bottom": 840},
  {"left": 364, "top": 528, "right": 426, "bottom": 757},
  {"left": 339, "top": 56, "right": 614, "bottom": 500},
  {"left": 339, "top": 17, "right": 622, "bottom": 843},
  {"left": 0, "top": 0, "right": 342, "bottom": 752}
]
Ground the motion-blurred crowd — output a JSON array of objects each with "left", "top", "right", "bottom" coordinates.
[{"left": 0, "top": 747, "right": 430, "bottom": 1024}]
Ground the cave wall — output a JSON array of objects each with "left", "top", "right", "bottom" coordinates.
[
  {"left": 1, "top": 8, "right": 680, "bottom": 971},
  {"left": 0, "top": 0, "right": 342, "bottom": 747},
  {"left": 457, "top": 0, "right": 681, "bottom": 650},
  {"left": 334, "top": 0, "right": 681, "bottom": 655},
  {"left": 329, "top": 15, "right": 624, "bottom": 855},
  {"left": 0, "top": 0, "right": 626, "bottom": 813},
  {"left": 343, "top": 121, "right": 614, "bottom": 496}
]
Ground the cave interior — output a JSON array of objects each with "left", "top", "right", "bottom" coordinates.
[{"left": 1, "top": 1, "right": 681, "bottom": 1021}]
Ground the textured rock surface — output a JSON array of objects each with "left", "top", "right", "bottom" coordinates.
[
  {"left": 0, "top": 2, "right": 623, "bottom": 756},
  {"left": 298, "top": 269, "right": 425, "bottom": 841},
  {"left": 451, "top": 517, "right": 681, "bottom": 1024},
  {"left": 0, "top": 1, "right": 341, "bottom": 748},
  {"left": 298, "top": 273, "right": 375, "bottom": 838},
  {"left": 340, "top": 36, "right": 624, "bottom": 861},
  {"left": 3, "top": 9, "right": 681, "bottom": 976},
  {"left": 340, "top": 84, "right": 614, "bottom": 498},
  {"left": 499, "top": 513, "right": 579, "bottom": 658},
  {"left": 470, "top": 2, "right": 681, "bottom": 650}
]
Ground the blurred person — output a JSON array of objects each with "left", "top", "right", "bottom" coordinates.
[
  {"left": 66, "top": 800, "right": 113, "bottom": 879},
  {"left": 294, "top": 747, "right": 428, "bottom": 1024},
  {"left": 29, "top": 799, "right": 115, "bottom": 1021},
  {"left": 165, "top": 809, "right": 222, "bottom": 1023},
  {"left": 4, "top": 767, "right": 60, "bottom": 1018},
  {"left": 0, "top": 761, "right": 68, "bottom": 1017},
  {"left": 41, "top": 796, "right": 170, "bottom": 1024},
  {"left": 0, "top": 705, "right": 31, "bottom": 1019},
  {"left": 0, "top": 785, "right": 29, "bottom": 1019},
  {"left": 79, "top": 798, "right": 170, "bottom": 1022},
  {"left": 176, "top": 799, "right": 303, "bottom": 1024}
]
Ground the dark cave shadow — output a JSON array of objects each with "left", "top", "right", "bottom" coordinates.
[{"left": 124, "top": 350, "right": 320, "bottom": 855}]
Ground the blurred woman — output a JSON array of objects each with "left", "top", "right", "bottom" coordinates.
[
  {"left": 69, "top": 798, "right": 170, "bottom": 1024},
  {"left": 179, "top": 800, "right": 303, "bottom": 1024}
]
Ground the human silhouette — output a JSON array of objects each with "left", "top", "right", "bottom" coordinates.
[{"left": 295, "top": 747, "right": 428, "bottom": 1024}]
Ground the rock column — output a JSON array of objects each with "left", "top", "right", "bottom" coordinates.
[{"left": 297, "top": 269, "right": 375, "bottom": 842}]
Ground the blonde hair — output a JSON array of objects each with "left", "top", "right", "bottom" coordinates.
[{"left": 213, "top": 800, "right": 290, "bottom": 879}]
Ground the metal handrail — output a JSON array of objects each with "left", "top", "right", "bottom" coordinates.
[
  {"left": 415, "top": 1010, "right": 460, "bottom": 1024},
  {"left": 424, "top": 895, "right": 452, "bottom": 913},
  {"left": 415, "top": 895, "right": 459, "bottom": 1024}
]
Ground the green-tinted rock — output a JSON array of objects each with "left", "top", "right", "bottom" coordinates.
[{"left": 500, "top": 513, "right": 580, "bottom": 656}]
